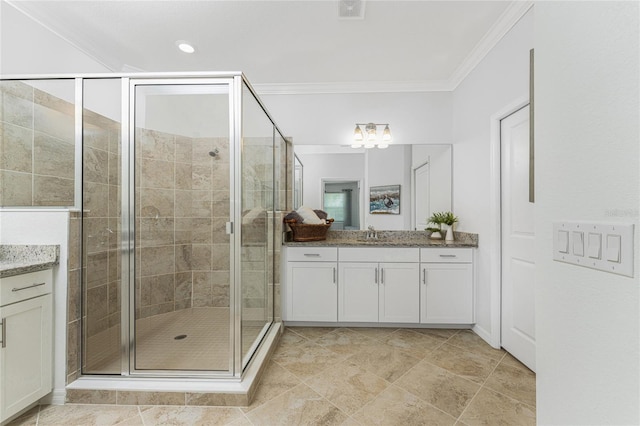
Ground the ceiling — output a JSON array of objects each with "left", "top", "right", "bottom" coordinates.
[{"left": 7, "top": 0, "right": 529, "bottom": 91}]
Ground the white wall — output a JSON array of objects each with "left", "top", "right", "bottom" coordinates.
[
  {"left": 0, "top": 209, "right": 71, "bottom": 404},
  {"left": 535, "top": 2, "right": 639, "bottom": 423},
  {"left": 261, "top": 91, "right": 452, "bottom": 146},
  {"left": 452, "top": 9, "right": 534, "bottom": 344}
]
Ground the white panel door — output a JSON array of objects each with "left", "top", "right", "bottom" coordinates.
[
  {"left": 501, "top": 105, "right": 536, "bottom": 371},
  {"left": 338, "top": 263, "right": 379, "bottom": 322},
  {"left": 414, "top": 162, "right": 430, "bottom": 231},
  {"left": 287, "top": 262, "right": 337, "bottom": 322},
  {"left": 378, "top": 262, "right": 420, "bottom": 323}
]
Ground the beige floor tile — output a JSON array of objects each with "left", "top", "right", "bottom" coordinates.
[
  {"left": 226, "top": 415, "right": 253, "bottom": 425},
  {"left": 274, "top": 328, "right": 308, "bottom": 350},
  {"left": 483, "top": 362, "right": 536, "bottom": 406},
  {"left": 459, "top": 388, "right": 536, "bottom": 426},
  {"left": 243, "top": 362, "right": 302, "bottom": 412},
  {"left": 352, "top": 385, "right": 456, "bottom": 426},
  {"left": 271, "top": 339, "right": 347, "bottom": 379},
  {"left": 245, "top": 383, "right": 348, "bottom": 426},
  {"left": 445, "top": 330, "right": 505, "bottom": 361},
  {"left": 348, "top": 327, "right": 399, "bottom": 341},
  {"left": 5, "top": 405, "right": 39, "bottom": 426},
  {"left": 37, "top": 404, "right": 141, "bottom": 426},
  {"left": 340, "top": 417, "right": 364, "bottom": 425},
  {"left": 313, "top": 328, "right": 378, "bottom": 355},
  {"left": 346, "top": 343, "right": 421, "bottom": 383},
  {"left": 287, "top": 326, "right": 338, "bottom": 340},
  {"left": 424, "top": 343, "right": 499, "bottom": 384},
  {"left": 407, "top": 328, "right": 461, "bottom": 341},
  {"left": 139, "top": 406, "right": 243, "bottom": 425},
  {"left": 305, "top": 361, "right": 390, "bottom": 415},
  {"left": 382, "top": 329, "right": 445, "bottom": 359},
  {"left": 499, "top": 353, "right": 533, "bottom": 371},
  {"left": 395, "top": 360, "right": 481, "bottom": 418}
]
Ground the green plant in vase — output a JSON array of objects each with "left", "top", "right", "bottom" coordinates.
[{"left": 427, "top": 211, "right": 458, "bottom": 240}]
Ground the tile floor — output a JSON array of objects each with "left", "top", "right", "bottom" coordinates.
[{"left": 8, "top": 327, "right": 535, "bottom": 425}]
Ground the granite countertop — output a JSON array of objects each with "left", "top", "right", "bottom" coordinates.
[
  {"left": 0, "top": 245, "right": 60, "bottom": 278},
  {"left": 284, "top": 230, "right": 478, "bottom": 248}
]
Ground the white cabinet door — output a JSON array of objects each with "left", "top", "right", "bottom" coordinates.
[
  {"left": 338, "top": 263, "right": 378, "bottom": 322},
  {"left": 286, "top": 262, "right": 337, "bottom": 322},
  {"left": 421, "top": 263, "right": 473, "bottom": 324},
  {"left": 0, "top": 294, "right": 52, "bottom": 422},
  {"left": 379, "top": 263, "right": 420, "bottom": 323}
]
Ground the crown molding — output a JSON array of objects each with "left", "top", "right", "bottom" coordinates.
[
  {"left": 253, "top": 80, "right": 452, "bottom": 95},
  {"left": 447, "top": 0, "right": 534, "bottom": 90}
]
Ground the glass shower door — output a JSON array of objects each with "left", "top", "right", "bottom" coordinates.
[{"left": 131, "top": 81, "right": 233, "bottom": 373}]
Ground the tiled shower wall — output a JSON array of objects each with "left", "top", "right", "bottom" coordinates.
[
  {"left": 135, "top": 129, "right": 231, "bottom": 320},
  {"left": 82, "top": 108, "right": 122, "bottom": 372},
  {"left": 0, "top": 80, "right": 75, "bottom": 206}
]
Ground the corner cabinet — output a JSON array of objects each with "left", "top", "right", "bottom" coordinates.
[
  {"left": 283, "top": 245, "right": 474, "bottom": 326},
  {"left": 284, "top": 247, "right": 338, "bottom": 322},
  {"left": 0, "top": 269, "right": 53, "bottom": 423},
  {"left": 420, "top": 248, "right": 474, "bottom": 324}
]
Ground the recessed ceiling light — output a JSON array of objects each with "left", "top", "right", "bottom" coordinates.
[{"left": 175, "top": 40, "right": 195, "bottom": 54}]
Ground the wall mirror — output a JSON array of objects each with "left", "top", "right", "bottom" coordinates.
[{"left": 294, "top": 144, "right": 452, "bottom": 231}]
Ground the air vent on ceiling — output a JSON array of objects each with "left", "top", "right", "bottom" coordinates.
[{"left": 338, "top": 0, "right": 365, "bottom": 19}]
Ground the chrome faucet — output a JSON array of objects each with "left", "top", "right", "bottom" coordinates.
[{"left": 366, "top": 225, "right": 378, "bottom": 239}]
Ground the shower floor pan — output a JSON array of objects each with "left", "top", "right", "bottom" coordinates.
[{"left": 69, "top": 309, "right": 281, "bottom": 406}]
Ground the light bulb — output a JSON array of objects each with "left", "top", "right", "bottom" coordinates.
[
  {"left": 382, "top": 125, "right": 392, "bottom": 142},
  {"left": 353, "top": 125, "right": 363, "bottom": 141}
]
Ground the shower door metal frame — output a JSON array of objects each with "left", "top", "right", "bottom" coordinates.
[{"left": 124, "top": 77, "right": 238, "bottom": 378}]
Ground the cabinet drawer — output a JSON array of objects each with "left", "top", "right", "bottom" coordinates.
[
  {"left": 420, "top": 248, "right": 472, "bottom": 263},
  {"left": 0, "top": 269, "right": 53, "bottom": 306},
  {"left": 339, "top": 247, "right": 419, "bottom": 263},
  {"left": 287, "top": 247, "right": 338, "bottom": 262}
]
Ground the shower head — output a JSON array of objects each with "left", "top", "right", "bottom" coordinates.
[{"left": 208, "top": 148, "right": 219, "bottom": 157}]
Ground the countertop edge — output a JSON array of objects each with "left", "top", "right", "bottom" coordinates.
[{"left": 0, "top": 261, "right": 58, "bottom": 278}]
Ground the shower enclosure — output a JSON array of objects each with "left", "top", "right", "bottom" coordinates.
[{"left": 1, "top": 73, "right": 290, "bottom": 380}]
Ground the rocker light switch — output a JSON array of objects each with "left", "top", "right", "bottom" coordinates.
[
  {"left": 573, "top": 231, "right": 584, "bottom": 256},
  {"left": 587, "top": 233, "right": 602, "bottom": 259},
  {"left": 606, "top": 234, "right": 621, "bottom": 263},
  {"left": 558, "top": 230, "right": 569, "bottom": 253}
]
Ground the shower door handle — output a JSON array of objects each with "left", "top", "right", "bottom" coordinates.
[{"left": 225, "top": 222, "right": 234, "bottom": 235}]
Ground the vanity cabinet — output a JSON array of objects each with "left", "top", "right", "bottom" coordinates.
[
  {"left": 284, "top": 247, "right": 338, "bottom": 322},
  {"left": 283, "top": 245, "right": 474, "bottom": 326},
  {"left": 0, "top": 269, "right": 53, "bottom": 422},
  {"left": 420, "top": 248, "right": 474, "bottom": 324},
  {"left": 338, "top": 248, "right": 420, "bottom": 323}
]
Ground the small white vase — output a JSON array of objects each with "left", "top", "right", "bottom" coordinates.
[{"left": 445, "top": 224, "right": 455, "bottom": 241}]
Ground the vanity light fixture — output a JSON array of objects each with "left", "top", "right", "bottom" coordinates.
[
  {"left": 176, "top": 40, "right": 196, "bottom": 54},
  {"left": 352, "top": 123, "right": 391, "bottom": 149}
]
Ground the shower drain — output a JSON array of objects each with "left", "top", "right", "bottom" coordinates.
[{"left": 174, "top": 334, "right": 187, "bottom": 340}]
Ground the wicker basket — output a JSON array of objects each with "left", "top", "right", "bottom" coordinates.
[{"left": 284, "top": 218, "right": 334, "bottom": 242}]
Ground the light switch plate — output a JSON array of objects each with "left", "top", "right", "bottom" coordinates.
[{"left": 553, "top": 222, "right": 634, "bottom": 277}]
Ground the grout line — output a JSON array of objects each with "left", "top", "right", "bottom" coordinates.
[{"left": 455, "top": 348, "right": 507, "bottom": 423}]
